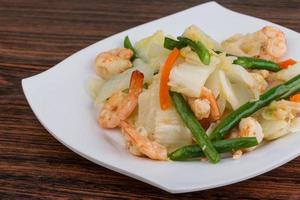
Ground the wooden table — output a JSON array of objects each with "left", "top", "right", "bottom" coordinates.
[{"left": 1, "top": 0, "right": 300, "bottom": 199}]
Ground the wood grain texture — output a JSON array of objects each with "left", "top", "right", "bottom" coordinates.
[{"left": 1, "top": 0, "right": 300, "bottom": 199}]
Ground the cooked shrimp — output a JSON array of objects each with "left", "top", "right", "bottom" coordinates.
[
  {"left": 187, "top": 97, "right": 211, "bottom": 120},
  {"left": 126, "top": 126, "right": 148, "bottom": 157},
  {"left": 120, "top": 121, "right": 167, "bottom": 160},
  {"left": 187, "top": 87, "right": 220, "bottom": 124},
  {"left": 98, "top": 91, "right": 127, "bottom": 128},
  {"left": 98, "top": 70, "right": 144, "bottom": 128},
  {"left": 252, "top": 69, "right": 270, "bottom": 79},
  {"left": 227, "top": 118, "right": 263, "bottom": 159},
  {"left": 239, "top": 117, "right": 264, "bottom": 151},
  {"left": 200, "top": 87, "right": 221, "bottom": 121},
  {"left": 258, "top": 26, "right": 287, "bottom": 61},
  {"left": 250, "top": 72, "right": 269, "bottom": 98},
  {"left": 221, "top": 26, "right": 286, "bottom": 62},
  {"left": 95, "top": 48, "right": 133, "bottom": 79}
]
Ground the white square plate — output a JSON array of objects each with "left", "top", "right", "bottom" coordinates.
[{"left": 22, "top": 1, "right": 300, "bottom": 193}]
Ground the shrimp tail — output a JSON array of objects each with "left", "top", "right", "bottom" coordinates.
[
  {"left": 201, "top": 87, "right": 221, "bottom": 122},
  {"left": 118, "top": 70, "right": 144, "bottom": 121},
  {"left": 120, "top": 121, "right": 167, "bottom": 161},
  {"left": 98, "top": 71, "right": 144, "bottom": 128},
  {"left": 129, "top": 70, "right": 144, "bottom": 96}
]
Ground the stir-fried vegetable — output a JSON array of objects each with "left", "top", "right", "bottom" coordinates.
[
  {"left": 182, "top": 25, "right": 219, "bottom": 50},
  {"left": 164, "top": 37, "right": 211, "bottom": 65},
  {"left": 215, "top": 50, "right": 281, "bottom": 72},
  {"left": 177, "top": 37, "right": 210, "bottom": 65},
  {"left": 261, "top": 119, "right": 290, "bottom": 140},
  {"left": 93, "top": 25, "right": 300, "bottom": 163},
  {"left": 209, "top": 74, "right": 300, "bottom": 140},
  {"left": 96, "top": 59, "right": 154, "bottom": 102},
  {"left": 233, "top": 57, "right": 281, "bottom": 72},
  {"left": 168, "top": 137, "right": 258, "bottom": 161},
  {"left": 137, "top": 76, "right": 194, "bottom": 151},
  {"left": 290, "top": 93, "right": 300, "bottom": 102},
  {"left": 278, "top": 58, "right": 297, "bottom": 69},
  {"left": 135, "top": 31, "right": 164, "bottom": 62},
  {"left": 124, "top": 36, "right": 137, "bottom": 61},
  {"left": 164, "top": 37, "right": 187, "bottom": 50},
  {"left": 160, "top": 48, "right": 180, "bottom": 110},
  {"left": 218, "top": 70, "right": 241, "bottom": 109},
  {"left": 169, "top": 91, "right": 220, "bottom": 163},
  {"left": 274, "top": 62, "right": 300, "bottom": 82},
  {"left": 169, "top": 62, "right": 216, "bottom": 97},
  {"left": 259, "top": 100, "right": 300, "bottom": 140}
]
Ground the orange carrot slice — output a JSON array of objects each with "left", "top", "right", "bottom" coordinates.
[
  {"left": 159, "top": 48, "right": 180, "bottom": 110},
  {"left": 278, "top": 58, "right": 297, "bottom": 69},
  {"left": 290, "top": 93, "right": 300, "bottom": 102}
]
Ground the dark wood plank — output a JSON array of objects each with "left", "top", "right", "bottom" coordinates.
[{"left": 1, "top": 0, "right": 300, "bottom": 199}]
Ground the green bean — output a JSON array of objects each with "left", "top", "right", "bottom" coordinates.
[
  {"left": 124, "top": 36, "right": 137, "bottom": 61},
  {"left": 214, "top": 50, "right": 280, "bottom": 72},
  {"left": 169, "top": 137, "right": 258, "bottom": 161},
  {"left": 163, "top": 37, "right": 211, "bottom": 65},
  {"left": 169, "top": 91, "right": 220, "bottom": 163},
  {"left": 233, "top": 57, "right": 281, "bottom": 72},
  {"left": 164, "top": 37, "right": 187, "bottom": 50},
  {"left": 209, "top": 74, "right": 300, "bottom": 140},
  {"left": 177, "top": 37, "right": 211, "bottom": 65}
]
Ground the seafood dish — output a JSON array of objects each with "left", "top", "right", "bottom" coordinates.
[{"left": 88, "top": 25, "right": 300, "bottom": 163}]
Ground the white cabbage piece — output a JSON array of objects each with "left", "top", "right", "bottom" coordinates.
[
  {"left": 168, "top": 62, "right": 216, "bottom": 97},
  {"left": 134, "top": 30, "right": 170, "bottom": 72},
  {"left": 204, "top": 53, "right": 262, "bottom": 110},
  {"left": 96, "top": 59, "right": 154, "bottom": 102},
  {"left": 221, "top": 31, "right": 265, "bottom": 57},
  {"left": 260, "top": 119, "right": 290, "bottom": 140},
  {"left": 218, "top": 53, "right": 264, "bottom": 99},
  {"left": 231, "top": 83, "right": 254, "bottom": 106},
  {"left": 225, "top": 64, "right": 264, "bottom": 99},
  {"left": 136, "top": 76, "right": 160, "bottom": 134},
  {"left": 135, "top": 30, "right": 165, "bottom": 62},
  {"left": 274, "top": 62, "right": 300, "bottom": 81},
  {"left": 153, "top": 108, "right": 193, "bottom": 152},
  {"left": 148, "top": 45, "right": 170, "bottom": 72},
  {"left": 136, "top": 75, "right": 193, "bottom": 152},
  {"left": 216, "top": 53, "right": 266, "bottom": 103},
  {"left": 217, "top": 53, "right": 236, "bottom": 72},
  {"left": 217, "top": 94, "right": 227, "bottom": 116},
  {"left": 182, "top": 25, "right": 220, "bottom": 50},
  {"left": 205, "top": 69, "right": 220, "bottom": 98},
  {"left": 261, "top": 100, "right": 300, "bottom": 121},
  {"left": 218, "top": 70, "right": 241, "bottom": 110},
  {"left": 258, "top": 100, "right": 300, "bottom": 140},
  {"left": 87, "top": 76, "right": 105, "bottom": 100},
  {"left": 225, "top": 64, "right": 255, "bottom": 87}
]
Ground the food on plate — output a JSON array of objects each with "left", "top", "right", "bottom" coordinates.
[
  {"left": 221, "top": 26, "right": 287, "bottom": 62},
  {"left": 95, "top": 48, "right": 133, "bottom": 80},
  {"left": 97, "top": 70, "right": 144, "bottom": 128},
  {"left": 88, "top": 25, "right": 300, "bottom": 163}
]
